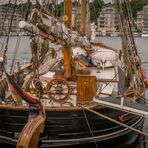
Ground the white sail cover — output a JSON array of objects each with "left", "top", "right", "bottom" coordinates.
[{"left": 19, "top": 7, "right": 91, "bottom": 49}]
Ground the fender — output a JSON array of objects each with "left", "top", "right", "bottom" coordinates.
[{"left": 140, "top": 65, "right": 148, "bottom": 88}]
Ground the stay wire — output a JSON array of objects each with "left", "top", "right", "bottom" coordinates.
[
  {"left": 0, "top": 0, "right": 12, "bottom": 53},
  {"left": 0, "top": 0, "right": 11, "bottom": 35},
  {"left": 9, "top": 36, "right": 21, "bottom": 74},
  {"left": 82, "top": 107, "right": 99, "bottom": 148},
  {"left": 92, "top": 0, "right": 101, "bottom": 27},
  {"left": 114, "top": 0, "right": 133, "bottom": 78},
  {"left": 3, "top": 0, "right": 17, "bottom": 57},
  {"left": 122, "top": 0, "right": 141, "bottom": 70},
  {"left": 122, "top": 0, "right": 138, "bottom": 57},
  {"left": 122, "top": 0, "right": 136, "bottom": 52},
  {"left": 120, "top": 0, "right": 135, "bottom": 63},
  {"left": 24, "top": 0, "right": 32, "bottom": 21}
]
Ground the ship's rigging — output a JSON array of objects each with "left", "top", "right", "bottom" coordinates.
[
  {"left": 114, "top": 0, "right": 146, "bottom": 97},
  {"left": 0, "top": 0, "right": 146, "bottom": 101},
  {"left": 0, "top": 1, "right": 147, "bottom": 148}
]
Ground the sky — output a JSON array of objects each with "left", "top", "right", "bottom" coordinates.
[{"left": 0, "top": 0, "right": 112, "bottom": 4}]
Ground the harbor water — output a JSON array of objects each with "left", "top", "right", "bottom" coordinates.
[{"left": 0, "top": 36, "right": 148, "bottom": 148}]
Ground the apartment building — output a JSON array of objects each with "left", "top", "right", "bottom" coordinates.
[
  {"left": 98, "top": 4, "right": 118, "bottom": 33},
  {"left": 0, "top": 6, "right": 23, "bottom": 34},
  {"left": 72, "top": 6, "right": 80, "bottom": 30},
  {"left": 143, "top": 5, "right": 148, "bottom": 32},
  {"left": 136, "top": 10, "right": 144, "bottom": 31},
  {"left": 136, "top": 5, "right": 148, "bottom": 32}
]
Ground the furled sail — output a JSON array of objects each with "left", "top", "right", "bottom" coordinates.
[
  {"left": 86, "top": 0, "right": 91, "bottom": 39},
  {"left": 19, "top": 7, "right": 90, "bottom": 49},
  {"left": 19, "top": 6, "right": 119, "bottom": 53}
]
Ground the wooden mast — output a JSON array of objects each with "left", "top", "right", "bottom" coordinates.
[
  {"left": 64, "top": 0, "right": 72, "bottom": 79},
  {"left": 80, "top": 0, "right": 87, "bottom": 34}
]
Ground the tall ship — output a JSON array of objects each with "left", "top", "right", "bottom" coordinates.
[{"left": 0, "top": 0, "right": 147, "bottom": 147}]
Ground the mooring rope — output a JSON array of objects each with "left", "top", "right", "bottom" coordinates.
[{"left": 81, "top": 105, "right": 148, "bottom": 137}]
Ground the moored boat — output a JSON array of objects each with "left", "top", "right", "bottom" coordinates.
[{"left": 0, "top": 0, "right": 147, "bottom": 148}]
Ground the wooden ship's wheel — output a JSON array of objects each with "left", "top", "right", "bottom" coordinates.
[
  {"left": 46, "top": 78, "right": 70, "bottom": 103},
  {"left": 25, "top": 78, "right": 44, "bottom": 97}
]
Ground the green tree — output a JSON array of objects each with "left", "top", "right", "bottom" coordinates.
[
  {"left": 90, "top": 0, "right": 104, "bottom": 23},
  {"left": 1, "top": 1, "right": 104, "bottom": 23},
  {"left": 130, "top": 0, "right": 148, "bottom": 18},
  {"left": 1, "top": 2, "right": 31, "bottom": 19}
]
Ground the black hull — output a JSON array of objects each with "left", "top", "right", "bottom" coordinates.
[{"left": 0, "top": 106, "right": 144, "bottom": 148}]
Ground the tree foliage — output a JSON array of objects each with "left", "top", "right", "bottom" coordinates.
[
  {"left": 1, "top": 1, "right": 104, "bottom": 22},
  {"left": 1, "top": 2, "right": 31, "bottom": 19},
  {"left": 130, "top": 0, "right": 148, "bottom": 18},
  {"left": 3, "top": 0, "right": 148, "bottom": 22},
  {"left": 90, "top": 0, "right": 104, "bottom": 23}
]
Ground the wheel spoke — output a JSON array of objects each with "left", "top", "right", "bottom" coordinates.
[
  {"left": 46, "top": 78, "right": 70, "bottom": 102},
  {"left": 62, "top": 88, "right": 68, "bottom": 91},
  {"left": 59, "top": 94, "right": 62, "bottom": 100},
  {"left": 50, "top": 90, "right": 57, "bottom": 93},
  {"left": 52, "top": 85, "right": 57, "bottom": 89},
  {"left": 51, "top": 94, "right": 56, "bottom": 98}
]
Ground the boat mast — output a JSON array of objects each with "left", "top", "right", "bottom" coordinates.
[
  {"left": 64, "top": 0, "right": 72, "bottom": 79},
  {"left": 80, "top": 0, "right": 87, "bottom": 35},
  {"left": 81, "top": 0, "right": 92, "bottom": 42},
  {"left": 86, "top": 0, "right": 91, "bottom": 40},
  {"left": 114, "top": 0, "right": 133, "bottom": 81}
]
